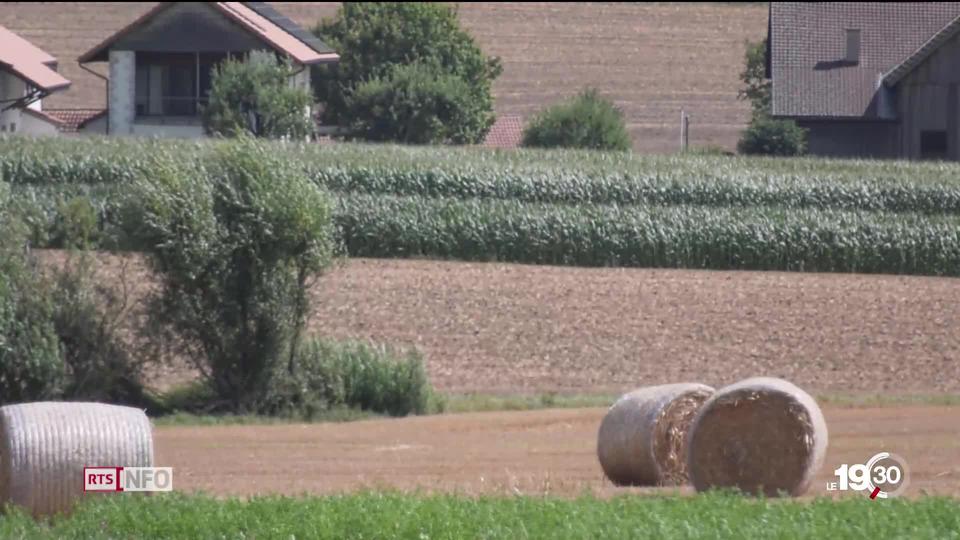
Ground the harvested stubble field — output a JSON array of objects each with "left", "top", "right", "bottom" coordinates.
[{"left": 33, "top": 251, "right": 960, "bottom": 499}]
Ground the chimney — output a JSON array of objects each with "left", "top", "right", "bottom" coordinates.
[{"left": 845, "top": 29, "right": 861, "bottom": 64}]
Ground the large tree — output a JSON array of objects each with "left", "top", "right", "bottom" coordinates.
[{"left": 312, "top": 2, "right": 502, "bottom": 144}]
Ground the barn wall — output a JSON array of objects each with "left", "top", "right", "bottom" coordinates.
[
  {"left": 896, "top": 30, "right": 960, "bottom": 160},
  {"left": 798, "top": 120, "right": 900, "bottom": 159}
]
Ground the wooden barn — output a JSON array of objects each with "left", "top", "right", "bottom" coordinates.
[{"left": 769, "top": 2, "right": 960, "bottom": 160}]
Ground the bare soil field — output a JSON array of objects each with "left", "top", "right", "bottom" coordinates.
[
  {"left": 37, "top": 252, "right": 960, "bottom": 398},
  {"left": 32, "top": 251, "right": 960, "bottom": 499},
  {"left": 0, "top": 2, "right": 767, "bottom": 152},
  {"left": 156, "top": 405, "right": 960, "bottom": 498}
]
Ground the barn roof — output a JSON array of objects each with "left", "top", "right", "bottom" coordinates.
[
  {"left": 78, "top": 2, "right": 338, "bottom": 65},
  {"left": 770, "top": 2, "right": 960, "bottom": 118},
  {"left": 0, "top": 24, "right": 71, "bottom": 92}
]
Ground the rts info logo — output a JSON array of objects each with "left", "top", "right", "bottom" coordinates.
[
  {"left": 826, "top": 452, "right": 909, "bottom": 499},
  {"left": 83, "top": 467, "right": 174, "bottom": 492}
]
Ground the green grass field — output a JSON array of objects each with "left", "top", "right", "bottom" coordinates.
[{"left": 0, "top": 491, "right": 956, "bottom": 539}]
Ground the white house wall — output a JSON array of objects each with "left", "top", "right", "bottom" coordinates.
[
  {"left": 0, "top": 71, "right": 22, "bottom": 133},
  {"left": 19, "top": 112, "right": 60, "bottom": 137},
  {"left": 109, "top": 50, "right": 135, "bottom": 135}
]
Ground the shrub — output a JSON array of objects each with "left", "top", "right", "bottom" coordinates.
[
  {"left": 522, "top": 89, "right": 632, "bottom": 151},
  {"left": 0, "top": 182, "right": 64, "bottom": 404},
  {"left": 737, "top": 116, "right": 807, "bottom": 156},
  {"left": 49, "top": 254, "right": 150, "bottom": 406},
  {"left": 267, "top": 339, "right": 433, "bottom": 418},
  {"left": 345, "top": 63, "right": 483, "bottom": 144},
  {"left": 123, "top": 136, "right": 337, "bottom": 414},
  {"left": 202, "top": 50, "right": 314, "bottom": 140},
  {"left": 0, "top": 182, "right": 151, "bottom": 407},
  {"left": 313, "top": 2, "right": 501, "bottom": 143},
  {"left": 51, "top": 196, "right": 99, "bottom": 250},
  {"left": 0, "top": 251, "right": 65, "bottom": 405}
]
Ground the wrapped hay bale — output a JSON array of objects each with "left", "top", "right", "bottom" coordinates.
[
  {"left": 0, "top": 402, "right": 154, "bottom": 518},
  {"left": 687, "top": 377, "right": 828, "bottom": 497},
  {"left": 597, "top": 383, "right": 715, "bottom": 486}
]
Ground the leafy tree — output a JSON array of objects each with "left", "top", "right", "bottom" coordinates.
[
  {"left": 345, "top": 62, "right": 481, "bottom": 144},
  {"left": 739, "top": 38, "right": 771, "bottom": 116},
  {"left": 312, "top": 2, "right": 502, "bottom": 144},
  {"left": 123, "top": 137, "right": 337, "bottom": 413},
  {"left": 522, "top": 88, "right": 632, "bottom": 151},
  {"left": 202, "top": 51, "right": 314, "bottom": 140}
]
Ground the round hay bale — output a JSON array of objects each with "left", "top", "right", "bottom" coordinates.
[
  {"left": 597, "top": 383, "right": 715, "bottom": 486},
  {"left": 0, "top": 402, "right": 154, "bottom": 518},
  {"left": 687, "top": 377, "right": 828, "bottom": 497}
]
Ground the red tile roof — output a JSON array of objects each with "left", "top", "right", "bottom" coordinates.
[
  {"left": 482, "top": 115, "right": 525, "bottom": 149},
  {"left": 44, "top": 108, "right": 106, "bottom": 132},
  {"left": 0, "top": 24, "right": 70, "bottom": 92},
  {"left": 78, "top": 2, "right": 339, "bottom": 65},
  {"left": 22, "top": 107, "right": 65, "bottom": 127}
]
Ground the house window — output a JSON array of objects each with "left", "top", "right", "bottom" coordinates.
[
  {"left": 920, "top": 130, "right": 948, "bottom": 160},
  {"left": 135, "top": 52, "right": 230, "bottom": 117}
]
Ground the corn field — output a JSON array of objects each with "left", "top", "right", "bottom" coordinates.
[{"left": 3, "top": 136, "right": 960, "bottom": 276}]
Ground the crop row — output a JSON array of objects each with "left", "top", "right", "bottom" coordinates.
[
  {"left": 10, "top": 181, "right": 960, "bottom": 276},
  {"left": 4, "top": 137, "right": 960, "bottom": 214}
]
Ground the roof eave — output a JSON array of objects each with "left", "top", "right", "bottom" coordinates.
[
  {"left": 302, "top": 53, "right": 340, "bottom": 65},
  {"left": 77, "top": 2, "right": 171, "bottom": 64},
  {"left": 881, "top": 15, "right": 960, "bottom": 88},
  {"left": 0, "top": 61, "right": 71, "bottom": 92},
  {"left": 78, "top": 2, "right": 340, "bottom": 66}
]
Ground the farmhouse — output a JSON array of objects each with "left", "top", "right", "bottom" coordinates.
[
  {"left": 73, "top": 2, "right": 338, "bottom": 138},
  {"left": 0, "top": 25, "right": 70, "bottom": 136},
  {"left": 770, "top": 2, "right": 960, "bottom": 160}
]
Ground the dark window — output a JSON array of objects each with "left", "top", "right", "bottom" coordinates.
[
  {"left": 134, "top": 52, "right": 231, "bottom": 117},
  {"left": 920, "top": 130, "right": 948, "bottom": 160}
]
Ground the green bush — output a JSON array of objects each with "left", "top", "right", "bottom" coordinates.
[
  {"left": 51, "top": 196, "right": 99, "bottom": 249},
  {"left": 737, "top": 116, "right": 807, "bottom": 156},
  {"left": 0, "top": 185, "right": 146, "bottom": 407},
  {"left": 268, "top": 339, "right": 432, "bottom": 418},
  {"left": 202, "top": 50, "right": 314, "bottom": 140},
  {"left": 0, "top": 222, "right": 65, "bottom": 405},
  {"left": 345, "top": 63, "right": 482, "bottom": 144},
  {"left": 49, "top": 254, "right": 150, "bottom": 407},
  {"left": 123, "top": 136, "right": 337, "bottom": 414},
  {"left": 522, "top": 89, "right": 632, "bottom": 151},
  {"left": 312, "top": 2, "right": 501, "bottom": 143}
]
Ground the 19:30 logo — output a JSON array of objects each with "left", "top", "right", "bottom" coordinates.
[{"left": 827, "top": 452, "right": 910, "bottom": 499}]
